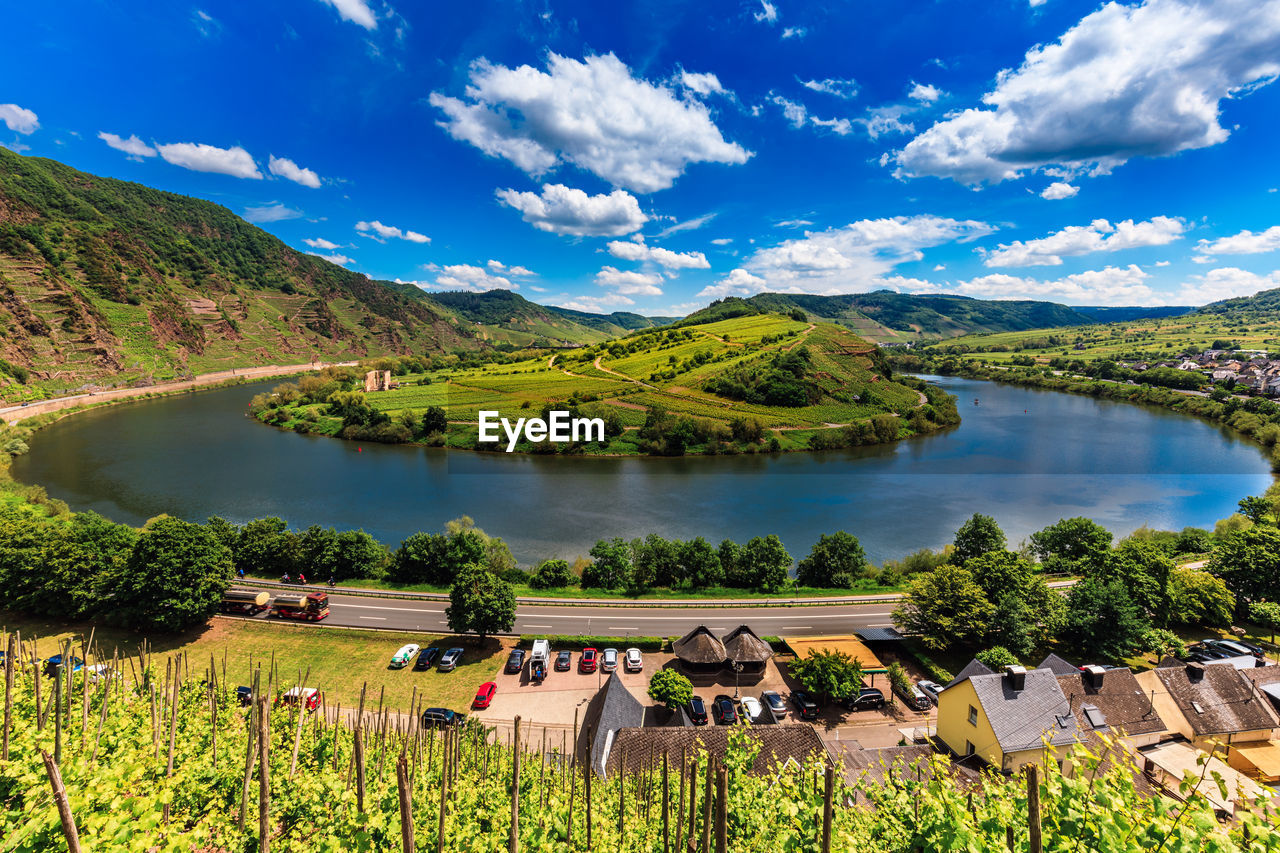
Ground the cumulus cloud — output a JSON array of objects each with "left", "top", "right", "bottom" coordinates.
[
  {"left": 429, "top": 53, "right": 750, "bottom": 193},
  {"left": 308, "top": 252, "right": 355, "bottom": 266},
  {"left": 243, "top": 203, "right": 303, "bottom": 223},
  {"left": 496, "top": 183, "right": 647, "bottom": 237},
  {"left": 894, "top": 0, "right": 1280, "bottom": 185},
  {"left": 487, "top": 259, "right": 537, "bottom": 276},
  {"left": 907, "top": 82, "right": 942, "bottom": 103},
  {"left": 698, "top": 268, "right": 769, "bottom": 300},
  {"left": 0, "top": 104, "right": 39, "bottom": 135},
  {"left": 770, "top": 95, "right": 853, "bottom": 136},
  {"left": 316, "top": 0, "right": 378, "bottom": 29},
  {"left": 303, "top": 237, "right": 342, "bottom": 250},
  {"left": 1176, "top": 267, "right": 1280, "bottom": 304},
  {"left": 754, "top": 0, "right": 778, "bottom": 24},
  {"left": 801, "top": 78, "right": 859, "bottom": 99},
  {"left": 268, "top": 155, "right": 322, "bottom": 188},
  {"left": 679, "top": 71, "right": 726, "bottom": 97},
  {"left": 554, "top": 294, "right": 636, "bottom": 312},
  {"left": 982, "top": 217, "right": 1186, "bottom": 267},
  {"left": 943, "top": 265, "right": 1157, "bottom": 304},
  {"left": 98, "top": 131, "right": 156, "bottom": 160},
  {"left": 595, "top": 266, "right": 664, "bottom": 296},
  {"left": 356, "top": 220, "right": 430, "bottom": 243},
  {"left": 157, "top": 142, "right": 261, "bottom": 179},
  {"left": 427, "top": 263, "right": 517, "bottom": 292},
  {"left": 1195, "top": 226, "right": 1280, "bottom": 260},
  {"left": 606, "top": 239, "right": 710, "bottom": 270},
  {"left": 1040, "top": 181, "right": 1079, "bottom": 200},
  {"left": 711, "top": 237, "right": 734, "bottom": 245},
  {"left": 858, "top": 106, "right": 914, "bottom": 139},
  {"left": 782, "top": 27, "right": 807, "bottom": 39}
]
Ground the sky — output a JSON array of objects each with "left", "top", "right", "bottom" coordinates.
[{"left": 3, "top": 0, "right": 1280, "bottom": 315}]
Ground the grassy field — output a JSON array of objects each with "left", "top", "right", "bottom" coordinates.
[{"left": 0, "top": 611, "right": 508, "bottom": 712}]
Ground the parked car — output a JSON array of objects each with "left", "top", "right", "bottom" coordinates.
[
  {"left": 281, "top": 687, "right": 321, "bottom": 711},
  {"left": 474, "top": 681, "right": 497, "bottom": 709},
  {"left": 893, "top": 681, "right": 931, "bottom": 712},
  {"left": 390, "top": 644, "right": 421, "bottom": 668},
  {"left": 555, "top": 650, "right": 572, "bottom": 671},
  {"left": 714, "top": 695, "right": 738, "bottom": 725},
  {"left": 1204, "top": 638, "right": 1265, "bottom": 658},
  {"left": 1186, "top": 644, "right": 1231, "bottom": 662},
  {"left": 414, "top": 647, "right": 440, "bottom": 670},
  {"left": 739, "top": 695, "right": 762, "bottom": 722},
  {"left": 688, "top": 696, "right": 709, "bottom": 725},
  {"left": 761, "top": 690, "right": 787, "bottom": 720},
  {"left": 505, "top": 648, "right": 527, "bottom": 675},
  {"left": 437, "top": 647, "right": 464, "bottom": 672},
  {"left": 43, "top": 655, "right": 84, "bottom": 677},
  {"left": 624, "top": 648, "right": 643, "bottom": 672},
  {"left": 917, "top": 680, "right": 942, "bottom": 705},
  {"left": 840, "top": 687, "right": 886, "bottom": 712},
  {"left": 580, "top": 648, "right": 598, "bottom": 673},
  {"left": 791, "top": 691, "right": 820, "bottom": 720},
  {"left": 420, "top": 707, "right": 461, "bottom": 728},
  {"left": 602, "top": 648, "right": 619, "bottom": 672}
]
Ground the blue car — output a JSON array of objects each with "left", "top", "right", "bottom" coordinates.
[{"left": 43, "top": 655, "right": 84, "bottom": 677}]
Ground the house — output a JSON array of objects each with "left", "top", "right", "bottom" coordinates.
[
  {"left": 936, "top": 664, "right": 1081, "bottom": 773},
  {"left": 581, "top": 671, "right": 647, "bottom": 776},
  {"left": 671, "top": 625, "right": 776, "bottom": 676},
  {"left": 672, "top": 626, "right": 728, "bottom": 674},
  {"left": 1055, "top": 665, "right": 1165, "bottom": 748},
  {"left": 363, "top": 369, "right": 392, "bottom": 393},
  {"left": 721, "top": 625, "right": 773, "bottom": 675}
]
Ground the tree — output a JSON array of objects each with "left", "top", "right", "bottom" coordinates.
[
  {"left": 964, "top": 551, "right": 1059, "bottom": 655},
  {"left": 445, "top": 564, "right": 516, "bottom": 643},
  {"left": 1030, "top": 517, "right": 1113, "bottom": 574},
  {"left": 678, "top": 537, "right": 723, "bottom": 588},
  {"left": 1250, "top": 601, "right": 1280, "bottom": 643},
  {"left": 952, "top": 514, "right": 1006, "bottom": 566},
  {"left": 111, "top": 516, "right": 233, "bottom": 632},
  {"left": 581, "top": 538, "right": 632, "bottom": 590},
  {"left": 1208, "top": 525, "right": 1280, "bottom": 607},
  {"left": 718, "top": 539, "right": 749, "bottom": 587},
  {"left": 1167, "top": 568, "right": 1235, "bottom": 627},
  {"left": 1100, "top": 539, "right": 1174, "bottom": 625},
  {"left": 631, "top": 535, "right": 681, "bottom": 588},
  {"left": 975, "top": 646, "right": 1019, "bottom": 669},
  {"left": 421, "top": 405, "right": 448, "bottom": 436},
  {"left": 789, "top": 648, "right": 864, "bottom": 703},
  {"left": 648, "top": 668, "right": 694, "bottom": 710},
  {"left": 964, "top": 551, "right": 1034, "bottom": 603},
  {"left": 795, "top": 531, "right": 867, "bottom": 588},
  {"left": 1238, "top": 495, "right": 1272, "bottom": 525},
  {"left": 743, "top": 535, "right": 791, "bottom": 592},
  {"left": 1139, "top": 628, "right": 1187, "bottom": 660},
  {"left": 32, "top": 511, "right": 137, "bottom": 619},
  {"left": 893, "top": 564, "right": 995, "bottom": 651},
  {"left": 1059, "top": 578, "right": 1148, "bottom": 660},
  {"left": 390, "top": 532, "right": 447, "bottom": 585},
  {"left": 530, "top": 558, "right": 576, "bottom": 589},
  {"left": 234, "top": 517, "right": 299, "bottom": 577},
  {"left": 332, "top": 529, "right": 389, "bottom": 580}
]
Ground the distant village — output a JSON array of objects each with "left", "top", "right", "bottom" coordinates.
[{"left": 1118, "top": 349, "right": 1280, "bottom": 396}]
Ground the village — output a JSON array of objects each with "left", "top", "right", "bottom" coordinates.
[{"left": 1118, "top": 349, "right": 1280, "bottom": 396}]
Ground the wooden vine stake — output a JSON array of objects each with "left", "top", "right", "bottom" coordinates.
[
  {"left": 435, "top": 728, "right": 449, "bottom": 853},
  {"left": 42, "top": 750, "right": 83, "bottom": 853},
  {"left": 509, "top": 715, "right": 522, "bottom": 853},
  {"left": 821, "top": 764, "right": 834, "bottom": 853},
  {"left": 397, "top": 754, "right": 416, "bottom": 853},
  {"left": 3, "top": 632, "right": 13, "bottom": 762},
  {"left": 258, "top": 694, "right": 271, "bottom": 853},
  {"left": 1027, "top": 764, "right": 1042, "bottom": 853},
  {"left": 661, "top": 752, "right": 671, "bottom": 853},
  {"left": 714, "top": 765, "right": 727, "bottom": 853}
]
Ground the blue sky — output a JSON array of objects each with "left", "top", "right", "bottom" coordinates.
[{"left": 3, "top": 0, "right": 1280, "bottom": 315}]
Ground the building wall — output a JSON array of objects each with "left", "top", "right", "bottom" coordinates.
[
  {"left": 937, "top": 680, "right": 1003, "bottom": 768},
  {"left": 1134, "top": 670, "right": 1191, "bottom": 740}
]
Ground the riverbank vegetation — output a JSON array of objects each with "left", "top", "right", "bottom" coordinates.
[{"left": 249, "top": 315, "right": 961, "bottom": 456}]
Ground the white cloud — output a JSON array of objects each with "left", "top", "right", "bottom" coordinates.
[
  {"left": 1029, "top": 0, "right": 1049, "bottom": 7},
  {"left": 701, "top": 215, "right": 994, "bottom": 297},
  {"left": 308, "top": 252, "right": 355, "bottom": 266},
  {"left": 268, "top": 155, "right": 322, "bottom": 188},
  {"left": 858, "top": 106, "right": 914, "bottom": 139},
  {"left": 428, "top": 263, "right": 517, "bottom": 292},
  {"left": 982, "top": 216, "right": 1186, "bottom": 267},
  {"left": 430, "top": 53, "right": 750, "bottom": 193},
  {"left": 1040, "top": 181, "right": 1079, "bottom": 200},
  {"left": 1176, "top": 267, "right": 1280, "bottom": 304},
  {"left": 0, "top": 104, "right": 38, "bottom": 135},
  {"left": 782, "top": 27, "right": 807, "bottom": 39},
  {"left": 754, "top": 0, "right": 778, "bottom": 24},
  {"left": 775, "top": 218, "right": 814, "bottom": 228},
  {"left": 496, "top": 183, "right": 647, "bottom": 237},
  {"left": 243, "top": 203, "right": 302, "bottom": 223},
  {"left": 98, "top": 131, "right": 156, "bottom": 160},
  {"left": 554, "top": 294, "right": 636, "bottom": 312},
  {"left": 907, "top": 82, "right": 942, "bottom": 103},
  {"left": 1195, "top": 226, "right": 1280, "bottom": 259},
  {"left": 303, "top": 237, "right": 342, "bottom": 250},
  {"left": 894, "top": 0, "right": 1280, "bottom": 185},
  {"left": 942, "top": 265, "right": 1157, "bottom": 304},
  {"left": 770, "top": 95, "right": 853, "bottom": 136},
  {"left": 606, "top": 239, "right": 710, "bottom": 270},
  {"left": 157, "top": 142, "right": 261, "bottom": 179},
  {"left": 801, "top": 78, "right": 859, "bottom": 99},
  {"left": 356, "top": 220, "right": 430, "bottom": 243},
  {"left": 679, "top": 71, "right": 725, "bottom": 97},
  {"left": 192, "top": 9, "right": 222, "bottom": 37},
  {"left": 487, "top": 259, "right": 537, "bottom": 276},
  {"left": 698, "top": 268, "right": 769, "bottom": 300},
  {"left": 711, "top": 237, "right": 734, "bottom": 245},
  {"left": 317, "top": 0, "right": 378, "bottom": 29},
  {"left": 655, "top": 212, "right": 716, "bottom": 238},
  {"left": 595, "top": 266, "right": 664, "bottom": 296}
]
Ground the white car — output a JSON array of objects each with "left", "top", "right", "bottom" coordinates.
[
  {"left": 624, "top": 648, "right": 643, "bottom": 672},
  {"left": 739, "top": 696, "right": 762, "bottom": 722},
  {"left": 390, "top": 644, "right": 420, "bottom": 668},
  {"left": 917, "top": 680, "right": 942, "bottom": 705},
  {"left": 602, "top": 648, "right": 619, "bottom": 672}
]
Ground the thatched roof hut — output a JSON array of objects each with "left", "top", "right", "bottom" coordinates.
[
  {"left": 673, "top": 626, "right": 727, "bottom": 673},
  {"left": 722, "top": 625, "right": 772, "bottom": 673}
]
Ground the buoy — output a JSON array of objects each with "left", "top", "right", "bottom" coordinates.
[{"left": 357, "top": 447, "right": 362, "bottom": 452}]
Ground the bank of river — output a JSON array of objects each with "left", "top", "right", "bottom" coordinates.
[{"left": 11, "top": 375, "right": 1272, "bottom": 565}]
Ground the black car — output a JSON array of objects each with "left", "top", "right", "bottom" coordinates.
[
  {"left": 505, "top": 648, "right": 526, "bottom": 674},
  {"left": 1186, "top": 645, "right": 1231, "bottom": 662},
  {"left": 414, "top": 647, "right": 440, "bottom": 671},
  {"left": 420, "top": 707, "right": 461, "bottom": 728},
  {"left": 555, "top": 650, "right": 572, "bottom": 671},
  {"left": 688, "top": 696, "right": 709, "bottom": 725},
  {"left": 713, "top": 695, "right": 738, "bottom": 725},
  {"left": 840, "top": 687, "right": 886, "bottom": 711},
  {"left": 791, "top": 691, "right": 820, "bottom": 720}
]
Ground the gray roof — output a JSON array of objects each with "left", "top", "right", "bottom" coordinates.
[
  {"left": 1037, "top": 653, "right": 1080, "bottom": 676},
  {"left": 856, "top": 627, "right": 905, "bottom": 642},
  {"left": 587, "top": 672, "right": 646, "bottom": 776},
  {"left": 969, "top": 669, "right": 1081, "bottom": 753},
  {"left": 944, "top": 658, "right": 995, "bottom": 690},
  {"left": 1153, "top": 663, "right": 1279, "bottom": 737}
]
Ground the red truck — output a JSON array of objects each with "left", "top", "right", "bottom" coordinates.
[{"left": 270, "top": 591, "right": 330, "bottom": 621}]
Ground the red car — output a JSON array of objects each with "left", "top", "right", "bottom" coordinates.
[
  {"left": 473, "top": 681, "right": 497, "bottom": 709},
  {"left": 580, "top": 647, "right": 598, "bottom": 673}
]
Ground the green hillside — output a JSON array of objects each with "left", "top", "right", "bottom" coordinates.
[{"left": 425, "top": 289, "right": 674, "bottom": 347}]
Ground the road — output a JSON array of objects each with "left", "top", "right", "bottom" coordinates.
[{"left": 242, "top": 590, "right": 901, "bottom": 637}]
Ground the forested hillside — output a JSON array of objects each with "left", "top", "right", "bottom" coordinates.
[{"left": 426, "top": 290, "right": 674, "bottom": 347}]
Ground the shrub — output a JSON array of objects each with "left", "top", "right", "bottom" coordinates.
[{"left": 974, "top": 646, "right": 1019, "bottom": 669}]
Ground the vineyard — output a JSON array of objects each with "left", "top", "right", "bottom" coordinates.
[{"left": 2, "top": 632, "right": 1275, "bottom": 852}]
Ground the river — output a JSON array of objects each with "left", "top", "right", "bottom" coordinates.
[{"left": 12, "top": 375, "right": 1272, "bottom": 564}]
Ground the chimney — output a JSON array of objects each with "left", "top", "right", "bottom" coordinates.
[
  {"left": 1185, "top": 662, "right": 1205, "bottom": 682},
  {"left": 1004, "top": 665, "right": 1027, "bottom": 692},
  {"left": 1083, "top": 665, "right": 1107, "bottom": 689}
]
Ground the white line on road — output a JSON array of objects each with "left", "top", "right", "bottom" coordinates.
[
  {"left": 513, "top": 611, "right": 889, "bottom": 621},
  {"left": 609, "top": 627, "right": 638, "bottom": 631},
  {"left": 781, "top": 626, "right": 812, "bottom": 630},
  {"left": 523, "top": 625, "right": 554, "bottom": 629},
  {"left": 330, "top": 603, "right": 446, "bottom": 613},
  {"left": 358, "top": 616, "right": 387, "bottom": 621}
]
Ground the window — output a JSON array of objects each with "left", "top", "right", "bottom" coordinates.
[
  {"left": 968, "top": 705, "right": 978, "bottom": 726},
  {"left": 965, "top": 740, "right": 975, "bottom": 757}
]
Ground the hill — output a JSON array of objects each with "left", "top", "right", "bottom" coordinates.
[
  {"left": 1072, "top": 305, "right": 1196, "bottom": 323},
  {"left": 1201, "top": 286, "right": 1280, "bottom": 320},
  {"left": 424, "top": 289, "right": 674, "bottom": 347},
  {"left": 679, "top": 292, "right": 1095, "bottom": 341}
]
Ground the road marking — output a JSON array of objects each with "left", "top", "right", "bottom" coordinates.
[
  {"left": 359, "top": 616, "right": 387, "bottom": 621},
  {"left": 331, "top": 603, "right": 446, "bottom": 614},
  {"left": 514, "top": 611, "right": 890, "bottom": 621},
  {"left": 523, "top": 624, "right": 554, "bottom": 629},
  {"left": 780, "top": 626, "right": 812, "bottom": 630},
  {"left": 609, "top": 626, "right": 638, "bottom": 630}
]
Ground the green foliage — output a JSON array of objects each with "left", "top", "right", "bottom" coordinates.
[
  {"left": 234, "top": 516, "right": 299, "bottom": 578},
  {"left": 796, "top": 531, "right": 867, "bottom": 588},
  {"left": 1208, "top": 525, "right": 1280, "bottom": 605},
  {"left": 789, "top": 647, "right": 864, "bottom": 703},
  {"left": 894, "top": 563, "right": 995, "bottom": 651},
  {"left": 951, "top": 513, "right": 1006, "bottom": 565},
  {"left": 1060, "top": 578, "right": 1149, "bottom": 660},
  {"left": 1237, "top": 495, "right": 1272, "bottom": 524},
  {"left": 647, "top": 668, "right": 694, "bottom": 710},
  {"left": 885, "top": 661, "right": 912, "bottom": 697},
  {"left": 974, "top": 646, "right": 1019, "bottom": 669},
  {"left": 530, "top": 558, "right": 576, "bottom": 590},
  {"left": 445, "top": 564, "right": 516, "bottom": 641},
  {"left": 1139, "top": 628, "right": 1187, "bottom": 660},
  {"left": 743, "top": 534, "right": 792, "bottom": 592},
  {"left": 1249, "top": 600, "right": 1280, "bottom": 643},
  {"left": 582, "top": 537, "right": 633, "bottom": 590},
  {"left": 1167, "top": 568, "right": 1235, "bottom": 627},
  {"left": 113, "top": 516, "right": 233, "bottom": 632},
  {"left": 1031, "top": 517, "right": 1114, "bottom": 574}
]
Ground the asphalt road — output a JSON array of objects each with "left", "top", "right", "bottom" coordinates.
[{"left": 245, "top": 590, "right": 900, "bottom": 637}]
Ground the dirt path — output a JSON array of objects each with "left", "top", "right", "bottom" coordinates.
[
  {"left": 784, "top": 323, "right": 817, "bottom": 351},
  {"left": 0, "top": 361, "right": 357, "bottom": 424}
]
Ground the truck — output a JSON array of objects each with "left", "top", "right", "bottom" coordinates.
[
  {"left": 270, "top": 591, "right": 330, "bottom": 621},
  {"left": 220, "top": 589, "right": 270, "bottom": 615},
  {"left": 529, "top": 639, "right": 550, "bottom": 682}
]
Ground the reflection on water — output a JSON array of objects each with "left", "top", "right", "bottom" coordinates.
[{"left": 13, "top": 375, "right": 1273, "bottom": 564}]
